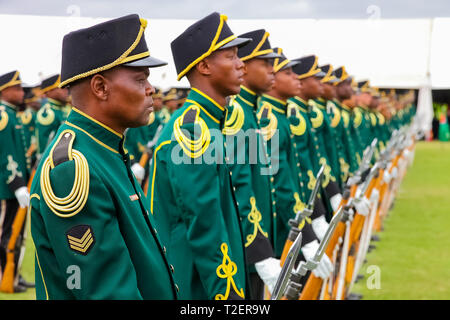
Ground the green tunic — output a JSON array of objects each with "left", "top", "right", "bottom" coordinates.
[
  {"left": 30, "top": 107, "right": 178, "bottom": 300},
  {"left": 149, "top": 88, "right": 248, "bottom": 300},
  {"left": 0, "top": 100, "right": 29, "bottom": 199},
  {"left": 36, "top": 98, "right": 69, "bottom": 156},
  {"left": 310, "top": 98, "right": 342, "bottom": 188},
  {"left": 257, "top": 94, "right": 318, "bottom": 257},
  {"left": 332, "top": 100, "right": 359, "bottom": 176},
  {"left": 287, "top": 97, "right": 323, "bottom": 199},
  {"left": 223, "top": 86, "right": 276, "bottom": 270}
]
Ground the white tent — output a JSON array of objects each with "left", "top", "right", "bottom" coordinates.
[{"left": 2, "top": 14, "right": 448, "bottom": 132}]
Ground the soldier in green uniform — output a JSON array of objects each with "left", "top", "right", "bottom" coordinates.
[
  {"left": 35, "top": 74, "right": 70, "bottom": 157},
  {"left": 149, "top": 12, "right": 251, "bottom": 300},
  {"left": 0, "top": 70, "right": 31, "bottom": 293},
  {"left": 223, "top": 29, "right": 282, "bottom": 299},
  {"left": 292, "top": 56, "right": 343, "bottom": 220},
  {"left": 20, "top": 86, "right": 41, "bottom": 172},
  {"left": 317, "top": 64, "right": 347, "bottom": 187},
  {"left": 155, "top": 88, "right": 171, "bottom": 124},
  {"left": 354, "top": 80, "right": 375, "bottom": 150},
  {"left": 30, "top": 14, "right": 178, "bottom": 299},
  {"left": 257, "top": 48, "right": 333, "bottom": 281},
  {"left": 332, "top": 66, "right": 360, "bottom": 176},
  {"left": 162, "top": 88, "right": 179, "bottom": 114}
]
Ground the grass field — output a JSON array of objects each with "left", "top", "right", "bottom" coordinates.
[
  {"left": 353, "top": 141, "right": 450, "bottom": 299},
  {"left": 1, "top": 141, "right": 449, "bottom": 300}
]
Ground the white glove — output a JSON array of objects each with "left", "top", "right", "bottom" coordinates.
[
  {"left": 354, "top": 196, "right": 371, "bottom": 216},
  {"left": 330, "top": 193, "right": 343, "bottom": 212},
  {"left": 311, "top": 215, "right": 329, "bottom": 242},
  {"left": 254, "top": 257, "right": 282, "bottom": 294},
  {"left": 370, "top": 188, "right": 380, "bottom": 203},
  {"left": 383, "top": 170, "right": 392, "bottom": 184},
  {"left": 301, "top": 240, "right": 334, "bottom": 280},
  {"left": 403, "top": 149, "right": 410, "bottom": 160},
  {"left": 391, "top": 167, "right": 398, "bottom": 180},
  {"left": 15, "top": 186, "right": 30, "bottom": 208},
  {"left": 131, "top": 163, "right": 145, "bottom": 181}
]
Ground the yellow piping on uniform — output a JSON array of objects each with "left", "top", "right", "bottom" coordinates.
[
  {"left": 59, "top": 18, "right": 149, "bottom": 87},
  {"left": 65, "top": 122, "right": 119, "bottom": 154},
  {"left": 150, "top": 140, "right": 172, "bottom": 214},
  {"left": 177, "top": 15, "right": 236, "bottom": 80},
  {"left": 71, "top": 108, "right": 122, "bottom": 138}
]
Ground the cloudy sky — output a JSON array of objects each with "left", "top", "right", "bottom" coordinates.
[{"left": 1, "top": 0, "right": 450, "bottom": 19}]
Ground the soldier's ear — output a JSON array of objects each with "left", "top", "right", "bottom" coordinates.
[
  {"left": 195, "top": 59, "right": 212, "bottom": 77},
  {"left": 90, "top": 74, "right": 109, "bottom": 101}
]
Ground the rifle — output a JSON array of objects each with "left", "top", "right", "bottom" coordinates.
[
  {"left": 271, "top": 232, "right": 302, "bottom": 300},
  {"left": 283, "top": 205, "right": 345, "bottom": 300},
  {"left": 299, "top": 139, "right": 377, "bottom": 300},
  {"left": 0, "top": 131, "right": 55, "bottom": 293},
  {"left": 280, "top": 165, "right": 325, "bottom": 265}
]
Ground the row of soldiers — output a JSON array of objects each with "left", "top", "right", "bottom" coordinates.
[
  {"left": 0, "top": 69, "right": 189, "bottom": 293},
  {"left": 0, "top": 12, "right": 415, "bottom": 299}
]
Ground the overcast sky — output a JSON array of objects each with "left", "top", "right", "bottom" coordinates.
[{"left": 1, "top": 0, "right": 450, "bottom": 19}]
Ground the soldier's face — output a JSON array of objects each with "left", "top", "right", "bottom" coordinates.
[
  {"left": 273, "top": 67, "right": 301, "bottom": 98},
  {"left": 1, "top": 84, "right": 24, "bottom": 105},
  {"left": 299, "top": 76, "right": 323, "bottom": 100},
  {"left": 166, "top": 99, "right": 178, "bottom": 113},
  {"left": 243, "top": 58, "right": 275, "bottom": 94},
  {"left": 336, "top": 80, "right": 352, "bottom": 100},
  {"left": 357, "top": 92, "right": 372, "bottom": 106},
  {"left": 322, "top": 83, "right": 336, "bottom": 100},
  {"left": 47, "top": 87, "right": 69, "bottom": 103},
  {"left": 152, "top": 97, "right": 163, "bottom": 110},
  {"left": 106, "top": 66, "right": 154, "bottom": 128},
  {"left": 206, "top": 46, "right": 245, "bottom": 97}
]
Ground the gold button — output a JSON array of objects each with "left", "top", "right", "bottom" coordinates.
[
  {"left": 175, "top": 284, "right": 179, "bottom": 292},
  {"left": 170, "top": 265, "right": 175, "bottom": 273},
  {"left": 271, "top": 188, "right": 275, "bottom": 193},
  {"left": 270, "top": 177, "right": 274, "bottom": 182},
  {"left": 163, "top": 246, "right": 167, "bottom": 254}
]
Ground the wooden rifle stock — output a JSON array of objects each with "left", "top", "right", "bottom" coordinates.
[
  {"left": 299, "top": 184, "right": 357, "bottom": 300},
  {"left": 0, "top": 168, "right": 36, "bottom": 292}
]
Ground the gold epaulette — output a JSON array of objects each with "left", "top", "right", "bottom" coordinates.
[
  {"left": 223, "top": 98, "right": 245, "bottom": 136},
  {"left": 0, "top": 107, "right": 9, "bottom": 131},
  {"left": 376, "top": 112, "right": 385, "bottom": 125},
  {"left": 147, "top": 111, "right": 155, "bottom": 125},
  {"left": 257, "top": 102, "right": 278, "bottom": 141},
  {"left": 327, "top": 101, "right": 341, "bottom": 128},
  {"left": 287, "top": 102, "right": 306, "bottom": 136},
  {"left": 40, "top": 129, "right": 90, "bottom": 218},
  {"left": 369, "top": 113, "right": 378, "bottom": 126},
  {"left": 173, "top": 105, "right": 210, "bottom": 158},
  {"left": 310, "top": 104, "right": 324, "bottom": 128},
  {"left": 37, "top": 104, "right": 55, "bottom": 126},
  {"left": 341, "top": 109, "right": 350, "bottom": 128},
  {"left": 20, "top": 110, "right": 33, "bottom": 125},
  {"left": 353, "top": 108, "right": 362, "bottom": 128}
]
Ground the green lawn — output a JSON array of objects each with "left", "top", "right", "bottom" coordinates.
[
  {"left": 1, "top": 141, "right": 449, "bottom": 300},
  {"left": 0, "top": 224, "right": 36, "bottom": 300},
  {"left": 353, "top": 141, "right": 450, "bottom": 299}
]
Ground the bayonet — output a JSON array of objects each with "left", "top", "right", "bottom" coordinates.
[{"left": 271, "top": 232, "right": 303, "bottom": 300}]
